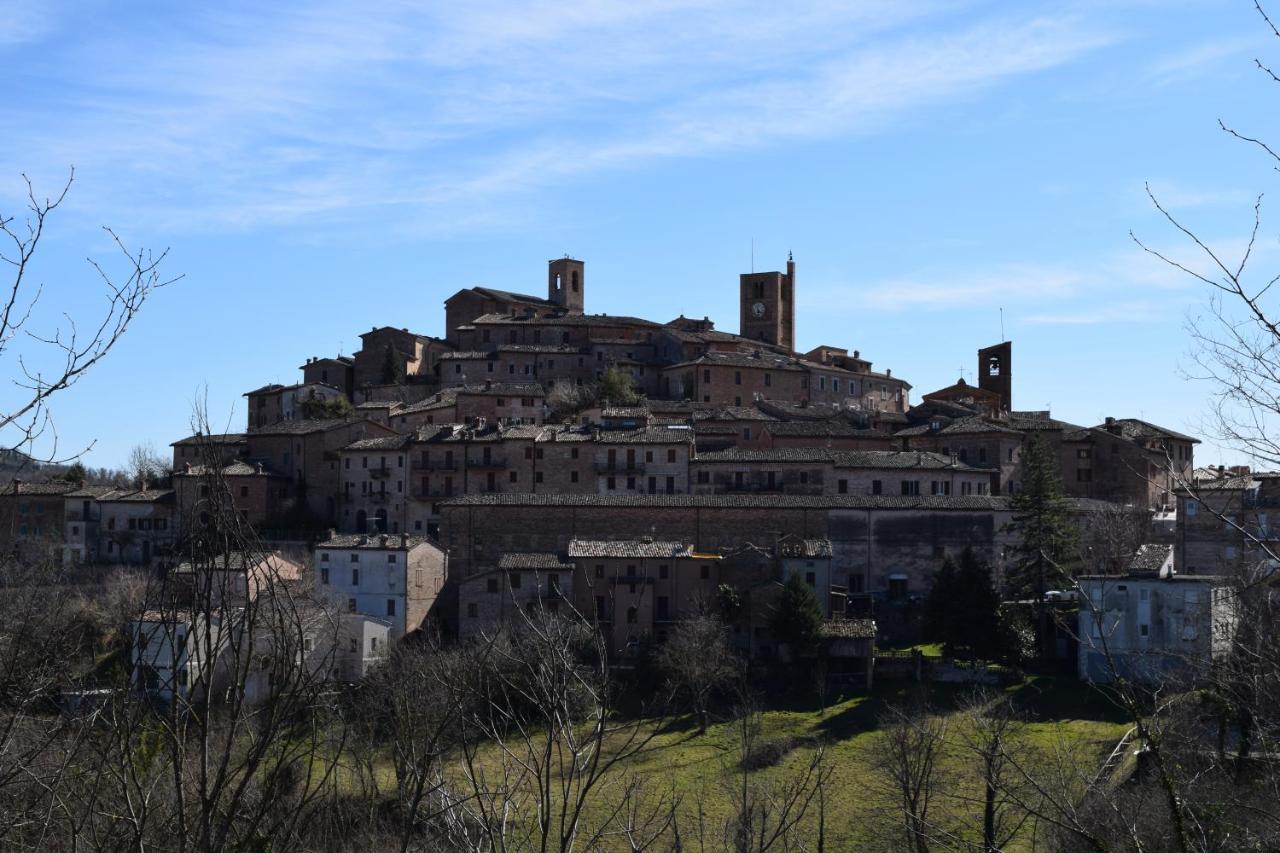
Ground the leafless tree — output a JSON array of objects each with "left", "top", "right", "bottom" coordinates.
[
  {"left": 441, "top": 608, "right": 674, "bottom": 852},
  {"left": 872, "top": 695, "right": 948, "bottom": 853},
  {"left": 125, "top": 441, "right": 167, "bottom": 490},
  {"left": 655, "top": 612, "right": 741, "bottom": 734},
  {"left": 721, "top": 696, "right": 832, "bottom": 853},
  {"left": 0, "top": 169, "right": 177, "bottom": 467}
]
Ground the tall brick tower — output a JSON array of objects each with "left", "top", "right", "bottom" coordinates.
[
  {"left": 548, "top": 257, "right": 585, "bottom": 314},
  {"left": 978, "top": 341, "right": 1012, "bottom": 411},
  {"left": 739, "top": 253, "right": 795, "bottom": 350}
]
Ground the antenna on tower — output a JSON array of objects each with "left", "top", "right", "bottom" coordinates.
[{"left": 999, "top": 307, "right": 1005, "bottom": 342}]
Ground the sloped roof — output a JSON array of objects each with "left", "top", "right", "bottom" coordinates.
[
  {"left": 568, "top": 539, "right": 694, "bottom": 559},
  {"left": 497, "top": 552, "right": 575, "bottom": 570}
]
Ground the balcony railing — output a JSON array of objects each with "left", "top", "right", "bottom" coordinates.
[
  {"left": 466, "top": 456, "right": 508, "bottom": 469},
  {"left": 369, "top": 466, "right": 392, "bottom": 479},
  {"left": 366, "top": 491, "right": 391, "bottom": 504}
]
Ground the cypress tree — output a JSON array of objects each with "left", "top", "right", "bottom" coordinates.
[{"left": 1005, "top": 432, "right": 1077, "bottom": 659}]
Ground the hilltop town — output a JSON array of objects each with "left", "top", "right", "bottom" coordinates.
[{"left": 3, "top": 254, "right": 1236, "bottom": 683}]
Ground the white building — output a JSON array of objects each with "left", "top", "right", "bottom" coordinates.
[
  {"left": 314, "top": 532, "right": 447, "bottom": 639},
  {"left": 1077, "top": 573, "right": 1238, "bottom": 684}
]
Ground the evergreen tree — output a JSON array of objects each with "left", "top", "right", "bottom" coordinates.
[
  {"left": 770, "top": 571, "right": 824, "bottom": 658},
  {"left": 922, "top": 553, "right": 961, "bottom": 648},
  {"left": 922, "top": 548, "right": 1006, "bottom": 662},
  {"left": 379, "top": 344, "right": 405, "bottom": 385},
  {"left": 1005, "top": 433, "right": 1076, "bottom": 601},
  {"left": 61, "top": 462, "right": 86, "bottom": 485},
  {"left": 1005, "top": 432, "right": 1077, "bottom": 659}
]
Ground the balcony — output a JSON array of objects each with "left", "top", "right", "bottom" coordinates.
[
  {"left": 369, "top": 466, "right": 392, "bottom": 479},
  {"left": 594, "top": 460, "right": 646, "bottom": 474},
  {"left": 366, "top": 491, "right": 391, "bottom": 504},
  {"left": 466, "top": 455, "right": 508, "bottom": 469}
]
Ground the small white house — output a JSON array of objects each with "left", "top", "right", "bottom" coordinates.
[
  {"left": 1077, "top": 573, "right": 1237, "bottom": 684},
  {"left": 314, "top": 532, "right": 446, "bottom": 639}
]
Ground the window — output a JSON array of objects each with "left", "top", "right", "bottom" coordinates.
[
  {"left": 667, "top": 449, "right": 676, "bottom": 463},
  {"left": 735, "top": 370, "right": 742, "bottom": 385},
  {"left": 347, "top": 598, "right": 357, "bottom": 613},
  {"left": 387, "top": 599, "right": 396, "bottom": 617},
  {"left": 387, "top": 553, "right": 397, "bottom": 563},
  {"left": 743, "top": 428, "right": 752, "bottom": 440},
  {"left": 700, "top": 564, "right": 710, "bottom": 580},
  {"left": 657, "top": 596, "right": 669, "bottom": 620},
  {"left": 888, "top": 577, "right": 908, "bottom": 599},
  {"left": 901, "top": 480, "right": 920, "bottom": 496},
  {"left": 239, "top": 485, "right": 249, "bottom": 498},
  {"left": 1185, "top": 500, "right": 1197, "bottom": 517},
  {"left": 659, "top": 564, "right": 669, "bottom": 579},
  {"left": 871, "top": 479, "right": 882, "bottom": 495},
  {"left": 1076, "top": 469, "right": 1093, "bottom": 482},
  {"left": 838, "top": 479, "right": 848, "bottom": 494},
  {"left": 508, "top": 572, "right": 522, "bottom": 588},
  {"left": 467, "top": 603, "right": 478, "bottom": 618},
  {"left": 321, "top": 552, "right": 330, "bottom": 562},
  {"left": 764, "top": 373, "right": 771, "bottom": 387},
  {"left": 350, "top": 553, "right": 359, "bottom": 562},
  {"left": 570, "top": 471, "right": 579, "bottom": 483},
  {"left": 321, "top": 567, "right": 330, "bottom": 585},
  {"left": 352, "top": 568, "right": 360, "bottom": 585},
  {"left": 626, "top": 606, "right": 638, "bottom": 624}
]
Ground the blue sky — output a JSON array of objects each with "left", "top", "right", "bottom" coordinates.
[{"left": 3, "top": 0, "right": 1279, "bottom": 469}]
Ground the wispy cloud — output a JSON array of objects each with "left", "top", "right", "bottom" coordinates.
[
  {"left": 1143, "top": 35, "right": 1260, "bottom": 86},
  {"left": 0, "top": 1, "right": 1116, "bottom": 235},
  {"left": 1021, "top": 301, "right": 1161, "bottom": 325}
]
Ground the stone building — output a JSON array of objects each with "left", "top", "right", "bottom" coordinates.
[
  {"left": 169, "top": 432, "right": 249, "bottom": 472},
  {"left": 437, "top": 493, "right": 1031, "bottom": 609},
  {"left": 689, "top": 449, "right": 990, "bottom": 498},
  {"left": 173, "top": 461, "right": 295, "bottom": 535},
  {"left": 0, "top": 481, "right": 80, "bottom": 561},
  {"left": 97, "top": 489, "right": 177, "bottom": 565},
  {"left": 245, "top": 418, "right": 397, "bottom": 522},
  {"left": 300, "top": 355, "right": 355, "bottom": 399},
  {"left": 1175, "top": 470, "right": 1280, "bottom": 577},
  {"left": 243, "top": 382, "right": 346, "bottom": 429}
]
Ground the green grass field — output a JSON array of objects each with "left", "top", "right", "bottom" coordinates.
[{"left": 418, "top": 675, "right": 1131, "bottom": 851}]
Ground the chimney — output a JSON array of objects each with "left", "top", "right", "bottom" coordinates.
[
  {"left": 255, "top": 462, "right": 263, "bottom": 474},
  {"left": 886, "top": 369, "right": 891, "bottom": 377},
  {"left": 358, "top": 535, "right": 368, "bottom": 545},
  {"left": 401, "top": 533, "right": 410, "bottom": 548},
  {"left": 380, "top": 534, "right": 388, "bottom": 548},
  {"left": 327, "top": 528, "right": 336, "bottom": 540},
  {"left": 183, "top": 463, "right": 192, "bottom": 473}
]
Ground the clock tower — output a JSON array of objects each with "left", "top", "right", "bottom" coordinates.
[{"left": 739, "top": 253, "right": 796, "bottom": 350}]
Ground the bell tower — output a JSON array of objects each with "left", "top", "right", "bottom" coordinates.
[
  {"left": 978, "top": 341, "right": 1012, "bottom": 411},
  {"left": 739, "top": 253, "right": 795, "bottom": 350},
  {"left": 548, "top": 257, "right": 585, "bottom": 314}
]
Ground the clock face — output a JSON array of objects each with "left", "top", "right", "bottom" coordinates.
[{"left": 751, "top": 301, "right": 766, "bottom": 319}]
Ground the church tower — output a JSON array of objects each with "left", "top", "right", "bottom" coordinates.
[
  {"left": 739, "top": 253, "right": 795, "bottom": 350},
  {"left": 548, "top": 257, "right": 585, "bottom": 314},
  {"left": 978, "top": 341, "right": 1012, "bottom": 411}
]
